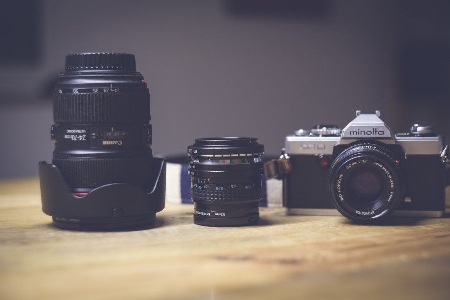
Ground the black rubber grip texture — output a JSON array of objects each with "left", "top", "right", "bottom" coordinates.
[
  {"left": 53, "top": 91, "right": 150, "bottom": 123},
  {"left": 188, "top": 137, "right": 264, "bottom": 157},
  {"left": 52, "top": 156, "right": 153, "bottom": 190},
  {"left": 191, "top": 186, "right": 262, "bottom": 202},
  {"left": 65, "top": 53, "right": 136, "bottom": 71}
]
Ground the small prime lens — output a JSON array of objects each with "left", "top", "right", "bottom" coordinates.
[
  {"left": 329, "top": 141, "right": 404, "bottom": 222},
  {"left": 187, "top": 137, "right": 264, "bottom": 226}
]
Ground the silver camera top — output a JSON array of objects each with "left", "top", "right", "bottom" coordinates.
[
  {"left": 286, "top": 110, "right": 444, "bottom": 156},
  {"left": 341, "top": 110, "right": 392, "bottom": 139}
]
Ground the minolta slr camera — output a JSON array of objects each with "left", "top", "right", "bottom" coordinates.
[{"left": 265, "top": 110, "right": 449, "bottom": 222}]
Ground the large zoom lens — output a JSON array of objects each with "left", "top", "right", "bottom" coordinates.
[
  {"left": 329, "top": 141, "right": 405, "bottom": 222},
  {"left": 43, "top": 52, "right": 163, "bottom": 230},
  {"left": 52, "top": 53, "right": 153, "bottom": 194},
  {"left": 187, "top": 138, "right": 264, "bottom": 226}
]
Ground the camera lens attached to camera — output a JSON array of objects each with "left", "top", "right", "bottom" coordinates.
[{"left": 329, "top": 141, "right": 405, "bottom": 222}]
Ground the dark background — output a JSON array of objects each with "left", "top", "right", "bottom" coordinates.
[{"left": 0, "top": 0, "right": 449, "bottom": 179}]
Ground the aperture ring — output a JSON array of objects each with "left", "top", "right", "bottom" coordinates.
[
  {"left": 191, "top": 186, "right": 262, "bottom": 202},
  {"left": 54, "top": 90, "right": 150, "bottom": 123},
  {"left": 188, "top": 169, "right": 263, "bottom": 180}
]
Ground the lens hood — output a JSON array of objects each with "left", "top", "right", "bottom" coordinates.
[{"left": 39, "top": 158, "right": 165, "bottom": 231}]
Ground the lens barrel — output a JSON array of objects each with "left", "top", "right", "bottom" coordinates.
[
  {"left": 52, "top": 53, "right": 153, "bottom": 193},
  {"left": 188, "top": 137, "right": 264, "bottom": 226},
  {"left": 329, "top": 141, "right": 404, "bottom": 222},
  {"left": 42, "top": 53, "right": 164, "bottom": 231}
]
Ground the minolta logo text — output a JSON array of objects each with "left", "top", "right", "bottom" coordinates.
[{"left": 349, "top": 128, "right": 385, "bottom": 136}]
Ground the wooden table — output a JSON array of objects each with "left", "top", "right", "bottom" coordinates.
[{"left": 1, "top": 178, "right": 449, "bottom": 300}]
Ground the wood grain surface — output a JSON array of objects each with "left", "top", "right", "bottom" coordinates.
[{"left": 0, "top": 178, "right": 449, "bottom": 300}]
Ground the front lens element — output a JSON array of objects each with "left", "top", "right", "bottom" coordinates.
[
  {"left": 187, "top": 137, "right": 264, "bottom": 226},
  {"left": 346, "top": 165, "right": 384, "bottom": 204}
]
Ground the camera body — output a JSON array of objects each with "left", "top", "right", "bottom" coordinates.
[{"left": 282, "top": 110, "right": 447, "bottom": 220}]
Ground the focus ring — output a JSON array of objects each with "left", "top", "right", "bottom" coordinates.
[
  {"left": 65, "top": 53, "right": 136, "bottom": 71},
  {"left": 53, "top": 91, "right": 150, "bottom": 123},
  {"left": 330, "top": 142, "right": 396, "bottom": 170},
  {"left": 52, "top": 156, "right": 153, "bottom": 190}
]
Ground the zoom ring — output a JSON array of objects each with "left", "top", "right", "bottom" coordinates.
[
  {"left": 191, "top": 187, "right": 262, "bottom": 202},
  {"left": 52, "top": 156, "right": 153, "bottom": 189},
  {"left": 54, "top": 91, "right": 150, "bottom": 123}
]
